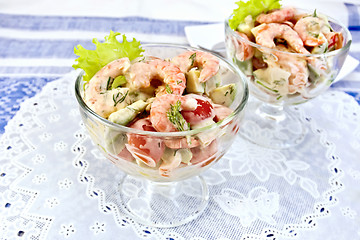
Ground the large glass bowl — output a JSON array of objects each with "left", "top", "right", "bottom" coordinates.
[
  {"left": 74, "top": 44, "right": 248, "bottom": 227},
  {"left": 225, "top": 8, "right": 352, "bottom": 149}
]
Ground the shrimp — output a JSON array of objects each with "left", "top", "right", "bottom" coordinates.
[
  {"left": 233, "top": 31, "right": 254, "bottom": 61},
  {"left": 84, "top": 58, "right": 131, "bottom": 118},
  {"left": 294, "top": 16, "right": 328, "bottom": 47},
  {"left": 149, "top": 94, "right": 197, "bottom": 132},
  {"left": 150, "top": 94, "right": 201, "bottom": 149},
  {"left": 256, "top": 7, "right": 295, "bottom": 24},
  {"left": 128, "top": 58, "right": 186, "bottom": 96},
  {"left": 267, "top": 45, "right": 309, "bottom": 94},
  {"left": 171, "top": 51, "right": 220, "bottom": 82},
  {"left": 251, "top": 23, "right": 309, "bottom": 54}
]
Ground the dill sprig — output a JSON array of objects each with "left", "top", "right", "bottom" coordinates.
[
  {"left": 165, "top": 84, "right": 173, "bottom": 94},
  {"left": 113, "top": 90, "right": 129, "bottom": 106},
  {"left": 167, "top": 100, "right": 190, "bottom": 131},
  {"left": 106, "top": 77, "right": 112, "bottom": 90},
  {"left": 189, "top": 53, "right": 196, "bottom": 67}
]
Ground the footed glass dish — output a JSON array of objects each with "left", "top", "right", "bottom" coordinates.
[
  {"left": 75, "top": 44, "right": 248, "bottom": 227},
  {"left": 225, "top": 8, "right": 352, "bottom": 149}
]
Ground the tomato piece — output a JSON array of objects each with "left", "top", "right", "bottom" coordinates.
[
  {"left": 327, "top": 32, "right": 344, "bottom": 50},
  {"left": 127, "top": 118, "right": 165, "bottom": 167},
  {"left": 182, "top": 97, "right": 214, "bottom": 125}
]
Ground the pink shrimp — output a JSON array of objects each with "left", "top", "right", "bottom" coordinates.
[
  {"left": 171, "top": 51, "right": 220, "bottom": 82},
  {"left": 84, "top": 58, "right": 131, "bottom": 118},
  {"left": 149, "top": 94, "right": 195, "bottom": 132},
  {"left": 162, "top": 94, "right": 216, "bottom": 149},
  {"left": 256, "top": 7, "right": 296, "bottom": 24},
  {"left": 233, "top": 31, "right": 254, "bottom": 61},
  {"left": 270, "top": 45, "right": 309, "bottom": 93},
  {"left": 251, "top": 23, "right": 309, "bottom": 54},
  {"left": 128, "top": 58, "right": 186, "bottom": 96},
  {"left": 294, "top": 17, "right": 327, "bottom": 47}
]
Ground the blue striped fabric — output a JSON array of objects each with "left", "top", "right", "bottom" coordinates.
[
  {"left": 0, "top": 15, "right": 210, "bottom": 134},
  {"left": 0, "top": 4, "right": 359, "bottom": 134},
  {"left": 0, "top": 77, "right": 58, "bottom": 131},
  {"left": 330, "top": 3, "right": 360, "bottom": 103},
  {"left": 345, "top": 3, "right": 360, "bottom": 29},
  {"left": 0, "top": 38, "right": 92, "bottom": 58},
  {"left": 0, "top": 14, "right": 213, "bottom": 35}
]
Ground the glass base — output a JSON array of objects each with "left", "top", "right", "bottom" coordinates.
[
  {"left": 119, "top": 175, "right": 209, "bottom": 228},
  {"left": 240, "top": 101, "right": 307, "bottom": 149}
]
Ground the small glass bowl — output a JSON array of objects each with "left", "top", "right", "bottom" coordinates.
[
  {"left": 224, "top": 8, "right": 351, "bottom": 149},
  {"left": 225, "top": 9, "right": 351, "bottom": 105},
  {"left": 74, "top": 43, "right": 248, "bottom": 227}
]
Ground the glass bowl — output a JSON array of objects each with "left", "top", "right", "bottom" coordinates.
[
  {"left": 74, "top": 43, "right": 248, "bottom": 227},
  {"left": 224, "top": 8, "right": 351, "bottom": 149}
]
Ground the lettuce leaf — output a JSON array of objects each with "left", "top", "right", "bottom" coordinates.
[
  {"left": 229, "top": 0, "right": 282, "bottom": 30},
  {"left": 72, "top": 31, "right": 144, "bottom": 82}
]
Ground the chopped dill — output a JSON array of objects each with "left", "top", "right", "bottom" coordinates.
[
  {"left": 230, "top": 85, "right": 235, "bottom": 94},
  {"left": 313, "top": 9, "right": 317, "bottom": 17},
  {"left": 106, "top": 77, "right": 112, "bottom": 90},
  {"left": 256, "top": 80, "right": 278, "bottom": 93},
  {"left": 167, "top": 100, "right": 190, "bottom": 131},
  {"left": 189, "top": 53, "right": 196, "bottom": 67},
  {"left": 165, "top": 84, "right": 173, "bottom": 94},
  {"left": 113, "top": 90, "right": 129, "bottom": 106}
]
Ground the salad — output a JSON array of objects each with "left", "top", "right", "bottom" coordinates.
[
  {"left": 226, "top": 0, "right": 346, "bottom": 102},
  {"left": 73, "top": 32, "right": 240, "bottom": 179}
]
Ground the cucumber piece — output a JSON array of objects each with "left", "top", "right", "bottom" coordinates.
[
  {"left": 161, "top": 148, "right": 193, "bottom": 165},
  {"left": 108, "top": 100, "right": 148, "bottom": 126},
  {"left": 186, "top": 68, "right": 205, "bottom": 94},
  {"left": 253, "top": 67, "right": 291, "bottom": 95},
  {"left": 236, "top": 15, "right": 254, "bottom": 37},
  {"left": 235, "top": 58, "right": 253, "bottom": 76},
  {"left": 111, "top": 75, "right": 127, "bottom": 89},
  {"left": 209, "top": 84, "right": 236, "bottom": 107},
  {"left": 104, "top": 128, "right": 127, "bottom": 155}
]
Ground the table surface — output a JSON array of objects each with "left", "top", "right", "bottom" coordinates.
[{"left": 0, "top": 0, "right": 360, "bottom": 239}]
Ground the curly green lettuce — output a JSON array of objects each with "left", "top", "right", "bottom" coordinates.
[
  {"left": 229, "top": 0, "right": 282, "bottom": 30},
  {"left": 72, "top": 31, "right": 144, "bottom": 82}
]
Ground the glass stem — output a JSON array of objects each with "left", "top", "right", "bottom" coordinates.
[
  {"left": 143, "top": 180, "right": 179, "bottom": 198},
  {"left": 256, "top": 102, "right": 286, "bottom": 122}
]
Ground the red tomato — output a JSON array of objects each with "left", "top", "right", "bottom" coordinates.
[
  {"left": 181, "top": 96, "right": 215, "bottom": 125},
  {"left": 127, "top": 118, "right": 165, "bottom": 167},
  {"left": 327, "top": 32, "right": 344, "bottom": 50}
]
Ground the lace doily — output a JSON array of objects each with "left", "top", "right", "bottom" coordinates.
[{"left": 1, "top": 71, "right": 359, "bottom": 239}]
